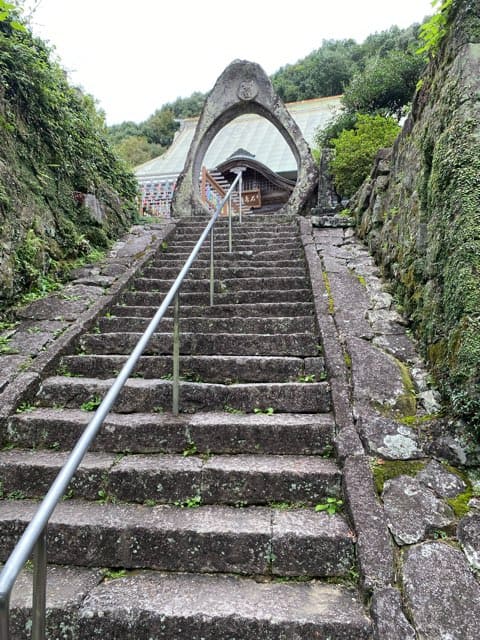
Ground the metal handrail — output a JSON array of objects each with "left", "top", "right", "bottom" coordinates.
[{"left": 0, "top": 171, "right": 243, "bottom": 639}]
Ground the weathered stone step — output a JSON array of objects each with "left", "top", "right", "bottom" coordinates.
[
  {"left": 173, "top": 226, "right": 296, "bottom": 236},
  {"left": 165, "top": 242, "right": 302, "bottom": 254},
  {"left": 80, "top": 331, "right": 319, "bottom": 357},
  {"left": 122, "top": 289, "right": 312, "bottom": 306},
  {"left": 131, "top": 275, "right": 309, "bottom": 293},
  {"left": 37, "top": 377, "right": 331, "bottom": 413},
  {"left": 111, "top": 301, "right": 315, "bottom": 318},
  {"left": 59, "top": 353, "right": 325, "bottom": 383},
  {"left": 0, "top": 500, "right": 354, "bottom": 576},
  {"left": 167, "top": 234, "right": 301, "bottom": 244},
  {"left": 149, "top": 258, "right": 304, "bottom": 269},
  {"left": 151, "top": 249, "right": 301, "bottom": 262},
  {"left": 9, "top": 566, "right": 371, "bottom": 640},
  {"left": 8, "top": 410, "right": 334, "bottom": 455},
  {"left": 142, "top": 265, "right": 306, "bottom": 279},
  {"left": 97, "top": 315, "right": 316, "bottom": 335},
  {"left": 9, "top": 565, "right": 101, "bottom": 640},
  {"left": 0, "top": 450, "right": 341, "bottom": 505},
  {"left": 77, "top": 571, "right": 371, "bottom": 639}
]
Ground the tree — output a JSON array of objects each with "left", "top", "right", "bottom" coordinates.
[
  {"left": 142, "top": 108, "right": 179, "bottom": 147},
  {"left": 329, "top": 114, "right": 400, "bottom": 196},
  {"left": 342, "top": 49, "right": 425, "bottom": 118},
  {"left": 114, "top": 135, "right": 164, "bottom": 168}
]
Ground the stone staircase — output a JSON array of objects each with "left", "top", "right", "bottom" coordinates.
[{"left": 0, "top": 215, "right": 371, "bottom": 638}]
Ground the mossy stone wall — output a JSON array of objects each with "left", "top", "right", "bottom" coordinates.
[{"left": 351, "top": 0, "right": 480, "bottom": 433}]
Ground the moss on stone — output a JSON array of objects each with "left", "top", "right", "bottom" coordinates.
[{"left": 371, "top": 459, "right": 427, "bottom": 494}]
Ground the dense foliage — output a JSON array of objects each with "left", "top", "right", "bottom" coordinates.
[
  {"left": 0, "top": 8, "right": 138, "bottom": 307},
  {"left": 108, "top": 92, "right": 207, "bottom": 167},
  {"left": 329, "top": 115, "right": 400, "bottom": 196}
]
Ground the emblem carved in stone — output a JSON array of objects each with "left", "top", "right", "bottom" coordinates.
[{"left": 238, "top": 80, "right": 258, "bottom": 101}]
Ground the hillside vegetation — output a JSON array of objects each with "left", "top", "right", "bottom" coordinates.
[{"left": 0, "top": 4, "right": 138, "bottom": 311}]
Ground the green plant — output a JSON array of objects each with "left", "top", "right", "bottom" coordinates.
[
  {"left": 15, "top": 401, "right": 36, "bottom": 413},
  {"left": 315, "top": 497, "right": 343, "bottom": 515},
  {"left": 297, "top": 374, "right": 316, "bottom": 383},
  {"left": 152, "top": 405, "right": 164, "bottom": 413},
  {"left": 182, "top": 441, "right": 197, "bottom": 457},
  {"left": 97, "top": 488, "right": 116, "bottom": 505},
  {"left": 103, "top": 568, "right": 127, "bottom": 581},
  {"left": 254, "top": 407, "right": 274, "bottom": 416},
  {"left": 330, "top": 114, "right": 401, "bottom": 197},
  {"left": 174, "top": 495, "right": 202, "bottom": 508},
  {"left": 416, "top": 0, "right": 453, "bottom": 58},
  {"left": 7, "top": 489, "right": 26, "bottom": 500},
  {"left": 224, "top": 404, "right": 244, "bottom": 414},
  {"left": 80, "top": 396, "right": 102, "bottom": 412},
  {"left": 322, "top": 271, "right": 335, "bottom": 314},
  {"left": 0, "top": 335, "right": 15, "bottom": 354}
]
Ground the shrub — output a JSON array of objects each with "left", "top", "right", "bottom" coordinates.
[{"left": 329, "top": 114, "right": 400, "bottom": 196}]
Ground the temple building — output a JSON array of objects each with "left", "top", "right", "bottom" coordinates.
[{"left": 135, "top": 95, "right": 341, "bottom": 216}]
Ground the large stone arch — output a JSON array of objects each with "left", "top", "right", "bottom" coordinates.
[{"left": 172, "top": 60, "right": 318, "bottom": 217}]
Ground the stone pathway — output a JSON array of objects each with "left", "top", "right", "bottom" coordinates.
[
  {"left": 1, "top": 215, "right": 480, "bottom": 638},
  {"left": 308, "top": 218, "right": 480, "bottom": 640}
]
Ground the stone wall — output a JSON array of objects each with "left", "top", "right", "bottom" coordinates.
[{"left": 351, "top": 0, "right": 480, "bottom": 433}]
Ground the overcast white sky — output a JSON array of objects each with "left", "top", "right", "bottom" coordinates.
[{"left": 28, "top": 0, "right": 434, "bottom": 125}]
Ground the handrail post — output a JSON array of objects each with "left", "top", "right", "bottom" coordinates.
[
  {"left": 228, "top": 196, "right": 232, "bottom": 254},
  {"left": 0, "top": 593, "right": 10, "bottom": 640},
  {"left": 172, "top": 292, "right": 180, "bottom": 415},
  {"left": 239, "top": 171, "right": 243, "bottom": 224},
  {"left": 210, "top": 227, "right": 215, "bottom": 306},
  {"left": 32, "top": 527, "right": 47, "bottom": 640}
]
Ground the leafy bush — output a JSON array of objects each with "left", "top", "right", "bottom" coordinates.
[
  {"left": 342, "top": 50, "right": 425, "bottom": 118},
  {"left": 329, "top": 114, "right": 400, "bottom": 196}
]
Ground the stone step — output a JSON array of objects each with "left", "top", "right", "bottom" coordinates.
[
  {"left": 80, "top": 331, "right": 319, "bottom": 357},
  {"left": 77, "top": 571, "right": 371, "bottom": 639},
  {"left": 122, "top": 289, "right": 312, "bottom": 306},
  {"left": 9, "top": 566, "right": 371, "bottom": 640},
  {"left": 59, "top": 354, "right": 325, "bottom": 383},
  {"left": 36, "top": 377, "right": 331, "bottom": 414},
  {"left": 174, "top": 218, "right": 295, "bottom": 229},
  {"left": 166, "top": 234, "right": 301, "bottom": 245},
  {"left": 0, "top": 450, "right": 341, "bottom": 505},
  {"left": 141, "top": 265, "right": 306, "bottom": 279},
  {"left": 130, "top": 275, "right": 309, "bottom": 293},
  {"left": 148, "top": 258, "right": 304, "bottom": 269},
  {"left": 97, "top": 315, "right": 316, "bottom": 336},
  {"left": 0, "top": 500, "right": 354, "bottom": 576},
  {"left": 150, "top": 249, "right": 301, "bottom": 262},
  {"left": 165, "top": 242, "right": 302, "bottom": 254},
  {"left": 8, "top": 409, "right": 335, "bottom": 454},
  {"left": 173, "top": 227, "right": 297, "bottom": 237},
  {"left": 111, "top": 301, "right": 315, "bottom": 318}
]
